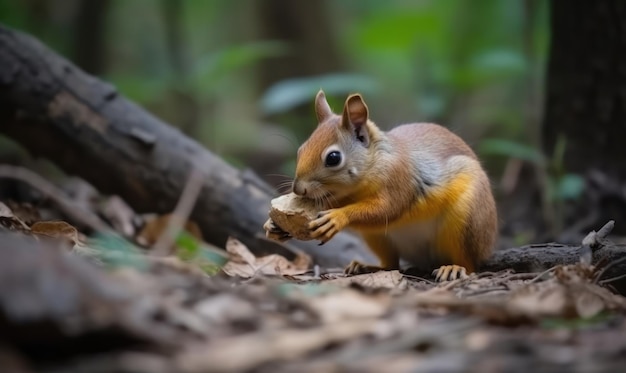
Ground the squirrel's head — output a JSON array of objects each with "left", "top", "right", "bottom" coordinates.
[{"left": 292, "top": 90, "right": 378, "bottom": 203}]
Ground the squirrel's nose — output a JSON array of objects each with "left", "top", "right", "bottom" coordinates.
[{"left": 292, "top": 180, "right": 307, "bottom": 196}]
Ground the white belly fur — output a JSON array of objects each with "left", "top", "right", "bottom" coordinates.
[{"left": 387, "top": 218, "right": 446, "bottom": 270}]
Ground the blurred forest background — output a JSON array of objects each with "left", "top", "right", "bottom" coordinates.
[{"left": 0, "top": 0, "right": 600, "bottom": 247}]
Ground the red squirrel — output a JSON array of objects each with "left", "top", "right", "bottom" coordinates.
[{"left": 289, "top": 90, "right": 497, "bottom": 280}]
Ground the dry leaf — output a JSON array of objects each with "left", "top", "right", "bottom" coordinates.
[
  {"left": 6, "top": 201, "right": 41, "bottom": 225},
  {"left": 194, "top": 294, "right": 256, "bottom": 324},
  {"left": 176, "top": 319, "right": 378, "bottom": 373},
  {"left": 31, "top": 220, "right": 80, "bottom": 247},
  {"left": 509, "top": 284, "right": 569, "bottom": 318},
  {"left": 0, "top": 201, "right": 30, "bottom": 233},
  {"left": 302, "top": 288, "right": 391, "bottom": 323},
  {"left": 222, "top": 237, "right": 310, "bottom": 277},
  {"left": 224, "top": 236, "right": 256, "bottom": 264},
  {"left": 574, "top": 289, "right": 605, "bottom": 318},
  {"left": 507, "top": 264, "right": 626, "bottom": 320},
  {"left": 136, "top": 213, "right": 203, "bottom": 247},
  {"left": 324, "top": 270, "right": 409, "bottom": 290}
]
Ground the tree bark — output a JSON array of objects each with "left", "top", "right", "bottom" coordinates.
[
  {"left": 543, "top": 0, "right": 626, "bottom": 232},
  {"left": 0, "top": 24, "right": 373, "bottom": 268},
  {"left": 72, "top": 0, "right": 110, "bottom": 75},
  {"left": 255, "top": 0, "right": 343, "bottom": 91}
]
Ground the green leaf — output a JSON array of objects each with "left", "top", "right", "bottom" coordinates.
[
  {"left": 107, "top": 74, "right": 170, "bottom": 104},
  {"left": 89, "top": 232, "right": 147, "bottom": 270},
  {"left": 450, "top": 49, "right": 526, "bottom": 90},
  {"left": 260, "top": 73, "right": 379, "bottom": 115},
  {"left": 470, "top": 49, "right": 526, "bottom": 75},
  {"left": 478, "top": 138, "right": 545, "bottom": 164},
  {"left": 191, "top": 41, "right": 289, "bottom": 91},
  {"left": 174, "top": 231, "right": 228, "bottom": 275},
  {"left": 556, "top": 174, "right": 585, "bottom": 200},
  {"left": 175, "top": 231, "right": 200, "bottom": 261}
]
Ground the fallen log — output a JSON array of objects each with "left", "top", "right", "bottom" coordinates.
[{"left": 0, "top": 24, "right": 374, "bottom": 267}]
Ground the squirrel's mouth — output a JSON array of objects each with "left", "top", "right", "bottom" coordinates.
[{"left": 302, "top": 189, "right": 335, "bottom": 209}]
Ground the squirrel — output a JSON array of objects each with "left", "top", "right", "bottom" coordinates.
[{"left": 286, "top": 90, "right": 498, "bottom": 281}]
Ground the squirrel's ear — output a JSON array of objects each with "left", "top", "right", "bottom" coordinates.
[
  {"left": 315, "top": 90, "right": 333, "bottom": 123},
  {"left": 342, "top": 94, "right": 370, "bottom": 146}
]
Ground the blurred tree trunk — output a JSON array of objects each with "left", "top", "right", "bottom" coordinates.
[
  {"left": 160, "top": 0, "right": 200, "bottom": 136},
  {"left": 543, "top": 0, "right": 626, "bottom": 233},
  {"left": 21, "top": 0, "right": 49, "bottom": 37},
  {"left": 162, "top": 0, "right": 186, "bottom": 76},
  {"left": 72, "top": 0, "right": 110, "bottom": 75},
  {"left": 256, "top": 0, "right": 342, "bottom": 91}
]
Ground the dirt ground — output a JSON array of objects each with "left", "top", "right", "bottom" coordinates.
[{"left": 2, "top": 211, "right": 626, "bottom": 373}]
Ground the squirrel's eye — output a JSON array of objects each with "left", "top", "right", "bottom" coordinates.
[{"left": 325, "top": 151, "right": 342, "bottom": 167}]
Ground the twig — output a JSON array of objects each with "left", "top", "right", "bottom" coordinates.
[
  {"left": 528, "top": 265, "right": 558, "bottom": 284},
  {"left": 498, "top": 272, "right": 542, "bottom": 281},
  {"left": 582, "top": 220, "right": 615, "bottom": 250},
  {"left": 0, "top": 164, "right": 113, "bottom": 233},
  {"left": 580, "top": 220, "right": 615, "bottom": 264},
  {"left": 438, "top": 276, "right": 471, "bottom": 290},
  {"left": 476, "top": 269, "right": 515, "bottom": 278},
  {"left": 594, "top": 256, "right": 626, "bottom": 284},
  {"left": 152, "top": 167, "right": 204, "bottom": 256},
  {"left": 596, "top": 220, "right": 615, "bottom": 239},
  {"left": 400, "top": 273, "right": 435, "bottom": 284},
  {"left": 599, "top": 272, "right": 626, "bottom": 285},
  {"left": 460, "top": 286, "right": 509, "bottom": 298}
]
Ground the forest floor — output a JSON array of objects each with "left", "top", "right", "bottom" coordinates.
[{"left": 2, "top": 185, "right": 626, "bottom": 373}]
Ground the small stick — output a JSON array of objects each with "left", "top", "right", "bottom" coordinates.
[
  {"left": 528, "top": 265, "right": 558, "bottom": 284},
  {"left": 152, "top": 166, "right": 204, "bottom": 256},
  {"left": 599, "top": 272, "right": 626, "bottom": 285},
  {"left": 594, "top": 256, "right": 626, "bottom": 284},
  {"left": 581, "top": 220, "right": 615, "bottom": 251},
  {"left": 580, "top": 220, "right": 616, "bottom": 264},
  {"left": 400, "top": 273, "right": 435, "bottom": 284}
]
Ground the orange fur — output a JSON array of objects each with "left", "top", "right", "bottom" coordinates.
[{"left": 294, "top": 91, "right": 498, "bottom": 277}]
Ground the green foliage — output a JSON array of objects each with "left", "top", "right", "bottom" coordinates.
[
  {"left": 0, "top": 0, "right": 555, "bottom": 204},
  {"left": 109, "top": 41, "right": 287, "bottom": 104},
  {"left": 334, "top": 0, "right": 538, "bottom": 124},
  {"left": 547, "top": 135, "right": 585, "bottom": 202},
  {"left": 552, "top": 174, "right": 585, "bottom": 201},
  {"left": 190, "top": 41, "right": 288, "bottom": 97},
  {"left": 461, "top": 49, "right": 526, "bottom": 89},
  {"left": 89, "top": 233, "right": 148, "bottom": 270},
  {"left": 480, "top": 133, "right": 584, "bottom": 236},
  {"left": 175, "top": 231, "right": 229, "bottom": 275},
  {"left": 87, "top": 231, "right": 227, "bottom": 275},
  {"left": 480, "top": 135, "right": 584, "bottom": 203},
  {"left": 479, "top": 138, "right": 545, "bottom": 164},
  {"left": 260, "top": 73, "right": 378, "bottom": 115}
]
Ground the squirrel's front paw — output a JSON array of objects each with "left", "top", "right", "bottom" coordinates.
[
  {"left": 432, "top": 265, "right": 469, "bottom": 282},
  {"left": 308, "top": 209, "right": 348, "bottom": 244}
]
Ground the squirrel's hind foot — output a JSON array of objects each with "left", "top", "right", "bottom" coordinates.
[
  {"left": 432, "top": 265, "right": 469, "bottom": 282},
  {"left": 344, "top": 261, "right": 387, "bottom": 275}
]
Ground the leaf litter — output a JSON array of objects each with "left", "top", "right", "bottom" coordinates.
[{"left": 0, "top": 201, "right": 626, "bottom": 372}]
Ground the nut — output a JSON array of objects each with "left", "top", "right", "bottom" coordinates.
[{"left": 266, "top": 193, "right": 321, "bottom": 241}]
